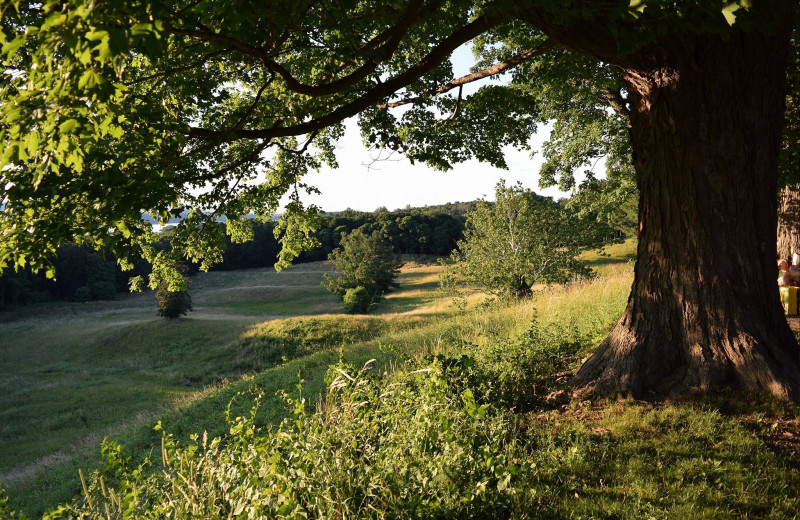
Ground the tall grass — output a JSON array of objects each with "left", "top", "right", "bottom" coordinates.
[
  {"left": 23, "top": 276, "right": 800, "bottom": 519},
  {"left": 4, "top": 245, "right": 799, "bottom": 518}
]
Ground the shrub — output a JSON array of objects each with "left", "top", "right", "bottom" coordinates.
[
  {"left": 323, "top": 229, "right": 402, "bottom": 302},
  {"left": 155, "top": 273, "right": 193, "bottom": 319},
  {"left": 342, "top": 286, "right": 375, "bottom": 314},
  {"left": 90, "top": 280, "right": 117, "bottom": 300},
  {"left": 50, "top": 360, "right": 533, "bottom": 519},
  {"left": 156, "top": 285, "right": 193, "bottom": 319}
]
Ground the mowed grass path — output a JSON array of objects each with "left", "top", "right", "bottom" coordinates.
[{"left": 0, "top": 260, "right": 450, "bottom": 514}]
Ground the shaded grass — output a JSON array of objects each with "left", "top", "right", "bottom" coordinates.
[
  {"left": 6, "top": 244, "right": 800, "bottom": 518},
  {"left": 521, "top": 397, "right": 800, "bottom": 518},
  {"left": 0, "top": 260, "right": 453, "bottom": 515},
  {"left": 0, "top": 319, "right": 251, "bottom": 471}
]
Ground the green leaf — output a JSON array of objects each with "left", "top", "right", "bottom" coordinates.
[
  {"left": 722, "top": 3, "right": 741, "bottom": 26},
  {"left": 23, "top": 132, "right": 40, "bottom": 156},
  {"left": 78, "top": 69, "right": 105, "bottom": 90},
  {"left": 40, "top": 12, "right": 67, "bottom": 31},
  {"left": 58, "top": 119, "right": 81, "bottom": 134},
  {"left": 115, "top": 220, "right": 131, "bottom": 238},
  {"left": 629, "top": 0, "right": 646, "bottom": 15},
  {"left": 85, "top": 29, "right": 109, "bottom": 42},
  {"left": 1, "top": 35, "right": 25, "bottom": 58}
]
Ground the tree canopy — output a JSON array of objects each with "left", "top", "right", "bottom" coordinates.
[
  {"left": 2, "top": 0, "right": 799, "bottom": 400},
  {"left": 448, "top": 181, "right": 596, "bottom": 299},
  {"left": 0, "top": 0, "right": 751, "bottom": 282},
  {"left": 323, "top": 228, "right": 402, "bottom": 307}
]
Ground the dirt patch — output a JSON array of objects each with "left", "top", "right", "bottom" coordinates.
[{"left": 762, "top": 417, "right": 800, "bottom": 470}]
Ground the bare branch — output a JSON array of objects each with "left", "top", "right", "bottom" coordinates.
[
  {"left": 275, "top": 130, "right": 320, "bottom": 155},
  {"left": 447, "top": 84, "right": 463, "bottom": 121},
  {"left": 230, "top": 74, "right": 276, "bottom": 131},
  {"left": 377, "top": 39, "right": 555, "bottom": 109},
  {"left": 600, "top": 88, "right": 631, "bottom": 121},
  {"left": 362, "top": 146, "right": 401, "bottom": 172}
]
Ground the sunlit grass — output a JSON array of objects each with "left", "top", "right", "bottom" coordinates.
[
  {"left": 0, "top": 259, "right": 457, "bottom": 514},
  {"left": 581, "top": 237, "right": 637, "bottom": 278},
  {"left": 6, "top": 242, "right": 800, "bottom": 518}
]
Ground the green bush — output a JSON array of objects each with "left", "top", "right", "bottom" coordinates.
[
  {"left": 44, "top": 361, "right": 533, "bottom": 519},
  {"left": 90, "top": 280, "right": 117, "bottom": 300},
  {"left": 156, "top": 283, "right": 193, "bottom": 319},
  {"left": 154, "top": 263, "right": 193, "bottom": 319},
  {"left": 342, "top": 286, "right": 375, "bottom": 314},
  {"left": 323, "top": 229, "right": 402, "bottom": 304}
]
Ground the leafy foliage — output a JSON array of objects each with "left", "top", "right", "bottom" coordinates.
[
  {"left": 323, "top": 229, "right": 402, "bottom": 310},
  {"left": 446, "top": 181, "right": 596, "bottom": 299},
  {"left": 342, "top": 286, "right": 375, "bottom": 314},
  {"left": 155, "top": 265, "right": 193, "bottom": 319},
  {"left": 38, "top": 360, "right": 534, "bottom": 519},
  {"left": 1, "top": 0, "right": 781, "bottom": 281}
]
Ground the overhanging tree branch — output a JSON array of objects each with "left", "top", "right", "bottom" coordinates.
[
  {"left": 186, "top": 12, "right": 504, "bottom": 143},
  {"left": 125, "top": 48, "right": 231, "bottom": 86},
  {"left": 264, "top": 0, "right": 444, "bottom": 97},
  {"left": 376, "top": 39, "right": 555, "bottom": 109}
]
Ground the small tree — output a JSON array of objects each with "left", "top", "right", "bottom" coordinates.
[
  {"left": 155, "top": 265, "right": 193, "bottom": 319},
  {"left": 342, "top": 286, "right": 374, "bottom": 314},
  {"left": 323, "top": 229, "right": 402, "bottom": 312},
  {"left": 448, "top": 181, "right": 594, "bottom": 299}
]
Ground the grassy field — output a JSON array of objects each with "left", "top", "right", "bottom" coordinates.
[
  {"left": 3, "top": 239, "right": 800, "bottom": 518},
  {"left": 0, "top": 260, "right": 466, "bottom": 514}
]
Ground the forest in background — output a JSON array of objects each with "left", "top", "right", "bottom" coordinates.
[
  {"left": 0, "top": 193, "right": 627, "bottom": 310},
  {"left": 0, "top": 201, "right": 482, "bottom": 308}
]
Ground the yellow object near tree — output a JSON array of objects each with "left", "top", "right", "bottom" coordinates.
[{"left": 780, "top": 286, "right": 797, "bottom": 315}]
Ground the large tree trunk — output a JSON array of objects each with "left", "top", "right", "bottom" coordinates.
[
  {"left": 778, "top": 184, "right": 800, "bottom": 261},
  {"left": 571, "top": 27, "right": 800, "bottom": 401}
]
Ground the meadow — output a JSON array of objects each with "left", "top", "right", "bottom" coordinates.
[{"left": 1, "top": 239, "right": 799, "bottom": 518}]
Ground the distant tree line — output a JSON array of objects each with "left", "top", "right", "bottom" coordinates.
[
  {"left": 0, "top": 203, "right": 476, "bottom": 309},
  {"left": 1, "top": 194, "right": 628, "bottom": 309},
  {"left": 0, "top": 244, "right": 150, "bottom": 307},
  {"left": 296, "top": 203, "right": 474, "bottom": 263}
]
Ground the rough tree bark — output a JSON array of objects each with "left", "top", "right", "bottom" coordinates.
[
  {"left": 568, "top": 26, "right": 800, "bottom": 400},
  {"left": 778, "top": 184, "right": 800, "bottom": 261}
]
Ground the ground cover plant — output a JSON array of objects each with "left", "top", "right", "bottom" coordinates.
[
  {"left": 0, "top": 260, "right": 453, "bottom": 515},
  {"left": 2, "top": 241, "right": 799, "bottom": 518}
]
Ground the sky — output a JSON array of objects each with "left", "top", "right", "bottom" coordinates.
[
  {"left": 293, "top": 122, "right": 575, "bottom": 213},
  {"left": 281, "top": 45, "right": 589, "bottom": 213}
]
